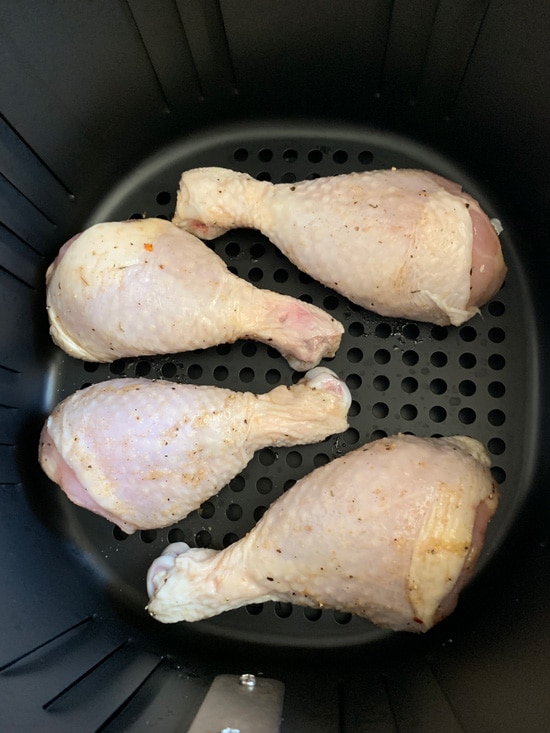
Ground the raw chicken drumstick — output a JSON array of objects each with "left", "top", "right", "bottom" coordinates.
[
  {"left": 38, "top": 368, "right": 350, "bottom": 534},
  {"left": 173, "top": 167, "right": 507, "bottom": 326},
  {"left": 147, "top": 433, "right": 498, "bottom": 632},
  {"left": 46, "top": 218, "right": 343, "bottom": 370}
]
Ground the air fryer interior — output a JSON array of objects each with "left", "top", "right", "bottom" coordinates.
[{"left": 1, "top": 2, "right": 549, "bottom": 731}]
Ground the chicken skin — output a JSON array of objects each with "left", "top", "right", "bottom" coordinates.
[
  {"left": 147, "top": 434, "right": 498, "bottom": 632},
  {"left": 38, "top": 368, "right": 350, "bottom": 533},
  {"left": 173, "top": 167, "right": 506, "bottom": 326},
  {"left": 46, "top": 218, "right": 343, "bottom": 370}
]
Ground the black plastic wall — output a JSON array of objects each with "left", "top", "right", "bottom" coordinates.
[{"left": 0, "top": 1, "right": 549, "bottom": 730}]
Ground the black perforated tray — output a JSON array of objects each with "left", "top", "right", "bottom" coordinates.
[{"left": 36, "top": 123, "right": 537, "bottom": 649}]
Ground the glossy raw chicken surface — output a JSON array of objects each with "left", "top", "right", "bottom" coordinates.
[
  {"left": 45, "top": 218, "right": 343, "bottom": 370},
  {"left": 147, "top": 434, "right": 498, "bottom": 632},
  {"left": 173, "top": 167, "right": 507, "bottom": 326},
  {"left": 38, "top": 369, "right": 350, "bottom": 533}
]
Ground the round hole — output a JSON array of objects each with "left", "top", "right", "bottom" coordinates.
[
  {"left": 488, "top": 301, "right": 505, "bottom": 316},
  {"left": 459, "top": 326, "right": 477, "bottom": 342},
  {"left": 401, "top": 376, "right": 419, "bottom": 393},
  {"left": 314, "top": 453, "right": 330, "bottom": 467},
  {"left": 488, "top": 437, "right": 506, "bottom": 455},
  {"left": 347, "top": 347, "right": 363, "bottom": 363},
  {"left": 400, "top": 404, "right": 418, "bottom": 420},
  {"left": 228, "top": 265, "right": 238, "bottom": 276},
  {"left": 226, "top": 504, "right": 242, "bottom": 521},
  {"left": 156, "top": 191, "right": 171, "bottom": 205},
  {"left": 488, "top": 353, "right": 506, "bottom": 370},
  {"left": 248, "top": 267, "right": 263, "bottom": 282},
  {"left": 195, "top": 530, "right": 212, "bottom": 547},
  {"left": 216, "top": 343, "right": 231, "bottom": 356},
  {"left": 373, "top": 374, "right": 390, "bottom": 391},
  {"left": 273, "top": 268, "right": 289, "bottom": 283},
  {"left": 299, "top": 293, "right": 313, "bottom": 303},
  {"left": 429, "top": 406, "right": 447, "bottom": 423},
  {"left": 488, "top": 381, "right": 505, "bottom": 398},
  {"left": 370, "top": 429, "right": 387, "bottom": 440},
  {"left": 246, "top": 603, "right": 264, "bottom": 615},
  {"left": 223, "top": 533, "right": 239, "bottom": 547},
  {"left": 250, "top": 242, "right": 265, "bottom": 259},
  {"left": 198, "top": 501, "right": 215, "bottom": 519},
  {"left": 491, "top": 466, "right": 506, "bottom": 484},
  {"left": 488, "top": 409, "right": 506, "bottom": 426},
  {"left": 256, "top": 477, "right": 273, "bottom": 495},
  {"left": 403, "top": 323, "right": 420, "bottom": 340},
  {"left": 129, "top": 212, "right": 144, "bottom": 220},
  {"left": 83, "top": 362, "right": 100, "bottom": 372},
  {"left": 233, "top": 147, "right": 248, "bottom": 161},
  {"left": 79, "top": 382, "right": 92, "bottom": 390},
  {"left": 429, "top": 378, "right": 446, "bottom": 395},
  {"left": 374, "top": 348, "right": 390, "bottom": 364},
  {"left": 267, "top": 346, "right": 282, "bottom": 360},
  {"left": 431, "top": 326, "right": 448, "bottom": 341},
  {"left": 161, "top": 362, "right": 177, "bottom": 378},
  {"left": 333, "top": 149, "right": 348, "bottom": 164},
  {"left": 283, "top": 479, "right": 296, "bottom": 492},
  {"left": 430, "top": 351, "right": 448, "bottom": 367},
  {"left": 113, "top": 526, "right": 128, "bottom": 541},
  {"left": 459, "top": 379, "right": 476, "bottom": 396},
  {"left": 373, "top": 402, "right": 389, "bottom": 418},
  {"left": 239, "top": 367, "right": 254, "bottom": 383},
  {"left": 348, "top": 321, "right": 364, "bottom": 337},
  {"left": 402, "top": 350, "right": 419, "bottom": 366},
  {"left": 140, "top": 529, "right": 157, "bottom": 544},
  {"left": 213, "top": 365, "right": 229, "bottom": 381},
  {"left": 283, "top": 148, "right": 298, "bottom": 162},
  {"left": 308, "top": 149, "right": 323, "bottom": 163},
  {"left": 168, "top": 527, "right": 185, "bottom": 543},
  {"left": 110, "top": 359, "right": 127, "bottom": 375},
  {"left": 286, "top": 451, "right": 302, "bottom": 468},
  {"left": 258, "top": 148, "right": 273, "bottom": 162},
  {"left": 298, "top": 272, "right": 313, "bottom": 284},
  {"left": 257, "top": 171, "right": 272, "bottom": 181},
  {"left": 459, "top": 407, "right": 476, "bottom": 424},
  {"left": 349, "top": 400, "right": 361, "bottom": 417},
  {"left": 188, "top": 364, "right": 203, "bottom": 379},
  {"left": 488, "top": 327, "right": 505, "bottom": 343},
  {"left": 346, "top": 373, "right": 362, "bottom": 390},
  {"left": 343, "top": 427, "right": 360, "bottom": 444},
  {"left": 304, "top": 607, "right": 323, "bottom": 621},
  {"left": 258, "top": 448, "right": 276, "bottom": 466},
  {"left": 265, "top": 369, "right": 281, "bottom": 384},
  {"left": 275, "top": 602, "right": 293, "bottom": 618},
  {"left": 334, "top": 610, "right": 352, "bottom": 624},
  {"left": 241, "top": 342, "right": 257, "bottom": 358},
  {"left": 230, "top": 475, "right": 245, "bottom": 492},
  {"left": 459, "top": 352, "right": 477, "bottom": 369},
  {"left": 281, "top": 172, "right": 296, "bottom": 183},
  {"left": 323, "top": 295, "right": 339, "bottom": 310},
  {"left": 375, "top": 323, "right": 392, "bottom": 339},
  {"left": 254, "top": 506, "right": 267, "bottom": 522},
  {"left": 358, "top": 150, "right": 374, "bottom": 165}
]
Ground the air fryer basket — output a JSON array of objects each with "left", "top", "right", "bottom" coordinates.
[{"left": 1, "top": 2, "right": 549, "bottom": 731}]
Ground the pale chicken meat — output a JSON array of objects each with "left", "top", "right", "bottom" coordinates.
[
  {"left": 38, "top": 368, "right": 350, "bottom": 533},
  {"left": 147, "top": 434, "right": 498, "bottom": 632},
  {"left": 45, "top": 218, "right": 343, "bottom": 370},
  {"left": 173, "top": 167, "right": 507, "bottom": 326}
]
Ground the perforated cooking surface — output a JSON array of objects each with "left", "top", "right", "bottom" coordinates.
[{"left": 44, "top": 124, "right": 534, "bottom": 648}]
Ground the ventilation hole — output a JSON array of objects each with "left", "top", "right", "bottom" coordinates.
[
  {"left": 129, "top": 212, "right": 145, "bottom": 220},
  {"left": 347, "top": 347, "right": 363, "bottom": 363},
  {"left": 459, "top": 326, "right": 477, "bottom": 342},
  {"left": 286, "top": 451, "right": 302, "bottom": 468},
  {"left": 216, "top": 343, "right": 231, "bottom": 355},
  {"left": 110, "top": 359, "right": 127, "bottom": 375},
  {"left": 188, "top": 364, "right": 203, "bottom": 379},
  {"left": 488, "top": 327, "right": 505, "bottom": 343},
  {"left": 195, "top": 530, "right": 212, "bottom": 547},
  {"left": 241, "top": 342, "right": 257, "bottom": 357},
  {"left": 257, "top": 171, "right": 271, "bottom": 181},
  {"left": 306, "top": 172, "right": 321, "bottom": 179},
  {"left": 375, "top": 323, "right": 391, "bottom": 339},
  {"left": 323, "top": 295, "right": 339, "bottom": 311},
  {"left": 488, "top": 381, "right": 505, "bottom": 398},
  {"left": 488, "top": 409, "right": 506, "bottom": 426},
  {"left": 488, "top": 300, "right": 505, "bottom": 316},
  {"left": 83, "top": 362, "right": 100, "bottom": 372},
  {"left": 308, "top": 149, "right": 323, "bottom": 163},
  {"left": 429, "top": 406, "right": 447, "bottom": 423},
  {"left": 257, "top": 477, "right": 273, "bottom": 495},
  {"left": 283, "top": 479, "right": 296, "bottom": 492},
  {"left": 374, "top": 348, "right": 390, "bottom": 364},
  {"left": 230, "top": 475, "right": 245, "bottom": 492},
  {"left": 428, "top": 378, "right": 445, "bottom": 395},
  {"left": 346, "top": 373, "right": 362, "bottom": 390},
  {"left": 168, "top": 527, "right": 185, "bottom": 543},
  {"left": 402, "top": 376, "right": 419, "bottom": 393},
  {"left": 430, "top": 351, "right": 448, "bottom": 367},
  {"left": 273, "top": 268, "right": 289, "bottom": 283},
  {"left": 402, "top": 350, "right": 419, "bottom": 366},
  {"left": 113, "top": 526, "right": 128, "bottom": 541},
  {"left": 281, "top": 172, "right": 296, "bottom": 183},
  {"left": 298, "top": 272, "right": 313, "bottom": 284},
  {"left": 348, "top": 321, "right": 364, "bottom": 337},
  {"left": 372, "top": 402, "right": 389, "bottom": 418},
  {"left": 198, "top": 501, "right": 215, "bottom": 519},
  {"left": 334, "top": 610, "right": 352, "bottom": 624},
  {"left": 314, "top": 453, "right": 330, "bottom": 467},
  {"left": 161, "top": 362, "right": 177, "bottom": 378},
  {"left": 370, "top": 429, "right": 387, "bottom": 440},
  {"left": 233, "top": 147, "right": 248, "bottom": 161},
  {"left": 79, "top": 382, "right": 92, "bottom": 390},
  {"left": 403, "top": 323, "right": 420, "bottom": 340},
  {"left": 459, "top": 352, "right": 477, "bottom": 369},
  {"left": 283, "top": 148, "right": 298, "bottom": 162},
  {"left": 132, "top": 360, "right": 149, "bottom": 377},
  {"left": 246, "top": 603, "right": 264, "bottom": 615},
  {"left": 265, "top": 368, "right": 281, "bottom": 384},
  {"left": 349, "top": 400, "right": 361, "bottom": 417},
  {"left": 459, "top": 379, "right": 476, "bottom": 396},
  {"left": 250, "top": 242, "right": 265, "bottom": 259},
  {"left": 400, "top": 404, "right": 418, "bottom": 420},
  {"left": 155, "top": 213, "right": 170, "bottom": 221},
  {"left": 304, "top": 607, "right": 323, "bottom": 621},
  {"left": 431, "top": 326, "right": 448, "bottom": 341},
  {"left": 333, "top": 149, "right": 348, "bottom": 164},
  {"left": 156, "top": 191, "right": 171, "bottom": 205},
  {"left": 223, "top": 533, "right": 239, "bottom": 547},
  {"left": 488, "top": 437, "right": 506, "bottom": 455},
  {"left": 267, "top": 346, "right": 282, "bottom": 359},
  {"left": 213, "top": 365, "right": 229, "bottom": 381},
  {"left": 275, "top": 602, "right": 293, "bottom": 618},
  {"left": 491, "top": 466, "right": 506, "bottom": 483},
  {"left": 373, "top": 374, "right": 389, "bottom": 391},
  {"left": 488, "top": 353, "right": 506, "bottom": 370},
  {"left": 228, "top": 265, "right": 238, "bottom": 275},
  {"left": 140, "top": 529, "right": 157, "bottom": 544},
  {"left": 358, "top": 150, "right": 374, "bottom": 165},
  {"left": 226, "top": 504, "right": 242, "bottom": 521},
  {"left": 259, "top": 448, "right": 276, "bottom": 466},
  {"left": 343, "top": 427, "right": 360, "bottom": 444},
  {"left": 258, "top": 148, "right": 273, "bottom": 162},
  {"left": 248, "top": 267, "right": 263, "bottom": 282},
  {"left": 459, "top": 407, "right": 476, "bottom": 424},
  {"left": 239, "top": 367, "right": 254, "bottom": 383},
  {"left": 254, "top": 506, "right": 267, "bottom": 521},
  {"left": 299, "top": 293, "right": 313, "bottom": 303}
]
